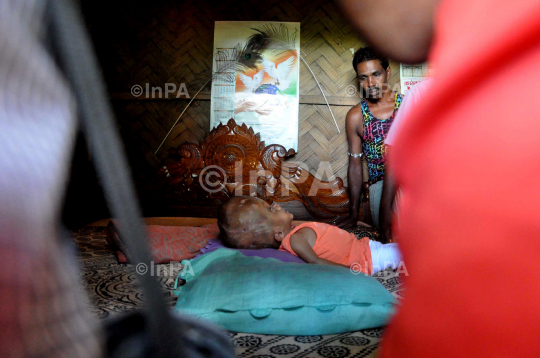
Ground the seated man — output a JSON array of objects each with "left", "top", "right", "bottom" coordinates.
[{"left": 218, "top": 196, "right": 402, "bottom": 275}]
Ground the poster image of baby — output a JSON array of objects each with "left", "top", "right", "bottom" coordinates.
[
  {"left": 233, "top": 50, "right": 299, "bottom": 151},
  {"left": 235, "top": 51, "right": 298, "bottom": 96}
]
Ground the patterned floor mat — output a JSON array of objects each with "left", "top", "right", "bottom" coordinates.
[{"left": 74, "top": 225, "right": 404, "bottom": 358}]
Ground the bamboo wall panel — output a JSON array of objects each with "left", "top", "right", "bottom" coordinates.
[{"left": 86, "top": 0, "right": 400, "bottom": 188}]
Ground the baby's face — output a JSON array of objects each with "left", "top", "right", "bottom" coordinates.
[
  {"left": 257, "top": 200, "right": 293, "bottom": 228},
  {"left": 235, "top": 197, "right": 294, "bottom": 248},
  {"left": 247, "top": 198, "right": 293, "bottom": 229}
]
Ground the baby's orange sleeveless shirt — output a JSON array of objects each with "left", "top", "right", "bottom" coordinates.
[{"left": 279, "top": 222, "right": 373, "bottom": 274}]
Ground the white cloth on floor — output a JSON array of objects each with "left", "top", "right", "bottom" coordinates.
[{"left": 368, "top": 241, "right": 402, "bottom": 274}]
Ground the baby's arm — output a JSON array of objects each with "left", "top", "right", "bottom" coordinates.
[{"left": 289, "top": 228, "right": 348, "bottom": 268}]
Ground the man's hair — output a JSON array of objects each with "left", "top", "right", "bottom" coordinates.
[
  {"left": 352, "top": 47, "right": 389, "bottom": 75},
  {"left": 217, "top": 197, "right": 273, "bottom": 248}
]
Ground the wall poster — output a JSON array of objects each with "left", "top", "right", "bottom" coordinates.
[
  {"left": 400, "top": 63, "right": 432, "bottom": 94},
  {"left": 210, "top": 21, "right": 301, "bottom": 152}
]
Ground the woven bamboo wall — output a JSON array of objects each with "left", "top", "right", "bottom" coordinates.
[{"left": 86, "top": 0, "right": 400, "bottom": 187}]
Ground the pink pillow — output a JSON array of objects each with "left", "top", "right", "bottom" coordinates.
[
  {"left": 202, "top": 223, "right": 220, "bottom": 235},
  {"left": 106, "top": 221, "right": 220, "bottom": 263}
]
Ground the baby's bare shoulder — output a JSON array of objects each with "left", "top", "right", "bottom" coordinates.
[
  {"left": 291, "top": 227, "right": 317, "bottom": 247},
  {"left": 292, "top": 227, "right": 316, "bottom": 237}
]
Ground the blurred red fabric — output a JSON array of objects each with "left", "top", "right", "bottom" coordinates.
[
  {"left": 381, "top": 0, "right": 540, "bottom": 356},
  {"left": 107, "top": 221, "right": 220, "bottom": 263}
]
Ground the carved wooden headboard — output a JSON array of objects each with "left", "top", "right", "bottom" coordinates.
[{"left": 152, "top": 119, "right": 364, "bottom": 223}]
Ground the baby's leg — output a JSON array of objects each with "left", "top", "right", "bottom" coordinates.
[{"left": 368, "top": 241, "right": 402, "bottom": 274}]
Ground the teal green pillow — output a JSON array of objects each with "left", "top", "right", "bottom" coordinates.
[{"left": 173, "top": 248, "right": 396, "bottom": 335}]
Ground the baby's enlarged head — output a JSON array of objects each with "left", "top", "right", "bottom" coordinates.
[{"left": 217, "top": 196, "right": 294, "bottom": 249}]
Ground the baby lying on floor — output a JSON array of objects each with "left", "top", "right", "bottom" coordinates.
[{"left": 218, "top": 196, "right": 402, "bottom": 275}]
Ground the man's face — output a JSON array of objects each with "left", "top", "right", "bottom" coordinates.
[{"left": 356, "top": 60, "right": 389, "bottom": 100}]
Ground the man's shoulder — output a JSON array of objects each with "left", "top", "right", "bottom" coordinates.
[{"left": 346, "top": 102, "right": 364, "bottom": 121}]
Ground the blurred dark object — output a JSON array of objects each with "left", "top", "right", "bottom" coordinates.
[
  {"left": 347, "top": 224, "right": 380, "bottom": 242},
  {"left": 48, "top": 0, "right": 237, "bottom": 356},
  {"left": 62, "top": 132, "right": 110, "bottom": 230}
]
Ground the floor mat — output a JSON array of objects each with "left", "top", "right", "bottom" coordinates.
[{"left": 74, "top": 225, "right": 404, "bottom": 358}]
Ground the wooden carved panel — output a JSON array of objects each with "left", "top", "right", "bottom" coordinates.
[{"left": 153, "top": 119, "right": 358, "bottom": 222}]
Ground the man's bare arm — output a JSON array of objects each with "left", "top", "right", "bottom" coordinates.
[{"left": 337, "top": 107, "right": 363, "bottom": 229}]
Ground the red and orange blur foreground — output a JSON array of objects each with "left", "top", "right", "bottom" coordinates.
[{"left": 336, "top": 0, "right": 540, "bottom": 356}]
